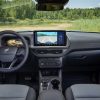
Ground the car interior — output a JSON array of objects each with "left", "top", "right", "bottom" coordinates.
[{"left": 0, "top": 0, "right": 100, "bottom": 100}]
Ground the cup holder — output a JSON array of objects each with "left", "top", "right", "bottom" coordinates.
[
  {"left": 51, "top": 79, "right": 60, "bottom": 90},
  {"left": 40, "top": 77, "right": 62, "bottom": 92}
]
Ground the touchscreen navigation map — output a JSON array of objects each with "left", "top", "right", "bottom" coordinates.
[{"left": 37, "top": 32, "right": 57, "bottom": 45}]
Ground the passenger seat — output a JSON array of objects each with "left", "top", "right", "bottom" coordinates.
[{"left": 65, "top": 84, "right": 100, "bottom": 100}]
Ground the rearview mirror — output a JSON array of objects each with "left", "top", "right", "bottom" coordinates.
[
  {"left": 36, "top": 0, "right": 69, "bottom": 11},
  {"left": 36, "top": 3, "right": 64, "bottom": 11}
]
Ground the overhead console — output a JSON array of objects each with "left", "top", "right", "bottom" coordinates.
[{"left": 32, "top": 30, "right": 69, "bottom": 57}]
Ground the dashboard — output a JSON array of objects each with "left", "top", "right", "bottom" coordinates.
[
  {"left": 1, "top": 31, "right": 100, "bottom": 53},
  {"left": 1, "top": 31, "right": 100, "bottom": 52},
  {"left": 0, "top": 30, "right": 100, "bottom": 71}
]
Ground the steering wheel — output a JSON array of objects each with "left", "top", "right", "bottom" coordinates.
[{"left": 0, "top": 30, "right": 29, "bottom": 73}]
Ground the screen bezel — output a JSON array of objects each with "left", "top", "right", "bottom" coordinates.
[{"left": 33, "top": 30, "right": 67, "bottom": 47}]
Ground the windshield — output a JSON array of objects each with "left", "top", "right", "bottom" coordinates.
[{"left": 0, "top": 0, "right": 100, "bottom": 32}]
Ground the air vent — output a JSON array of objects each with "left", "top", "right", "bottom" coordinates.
[{"left": 36, "top": 50, "right": 62, "bottom": 54}]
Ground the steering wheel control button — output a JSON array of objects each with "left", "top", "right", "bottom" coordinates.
[{"left": 0, "top": 47, "right": 18, "bottom": 62}]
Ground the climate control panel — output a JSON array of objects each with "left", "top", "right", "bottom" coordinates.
[{"left": 39, "top": 58, "right": 62, "bottom": 68}]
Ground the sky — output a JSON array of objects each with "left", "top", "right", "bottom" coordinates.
[
  {"left": 65, "top": 0, "right": 100, "bottom": 8},
  {"left": 37, "top": 32, "right": 57, "bottom": 36}
]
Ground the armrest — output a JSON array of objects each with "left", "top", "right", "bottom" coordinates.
[{"left": 38, "top": 90, "right": 65, "bottom": 100}]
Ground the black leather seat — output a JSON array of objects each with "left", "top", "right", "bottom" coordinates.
[
  {"left": 65, "top": 84, "right": 100, "bottom": 100},
  {"left": 0, "top": 85, "right": 36, "bottom": 100}
]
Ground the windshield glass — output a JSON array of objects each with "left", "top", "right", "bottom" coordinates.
[{"left": 0, "top": 0, "right": 100, "bottom": 32}]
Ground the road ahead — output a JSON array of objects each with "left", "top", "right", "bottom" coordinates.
[{"left": 38, "top": 36, "right": 57, "bottom": 44}]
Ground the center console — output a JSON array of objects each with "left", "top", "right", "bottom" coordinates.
[
  {"left": 39, "top": 68, "right": 62, "bottom": 92},
  {"left": 32, "top": 30, "right": 69, "bottom": 93}
]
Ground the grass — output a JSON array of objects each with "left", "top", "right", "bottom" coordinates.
[
  {"left": 68, "top": 19, "right": 100, "bottom": 32},
  {"left": 0, "top": 19, "right": 69, "bottom": 26},
  {"left": 0, "top": 19, "right": 100, "bottom": 32}
]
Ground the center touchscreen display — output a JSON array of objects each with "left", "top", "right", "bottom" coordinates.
[{"left": 34, "top": 31, "right": 66, "bottom": 46}]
